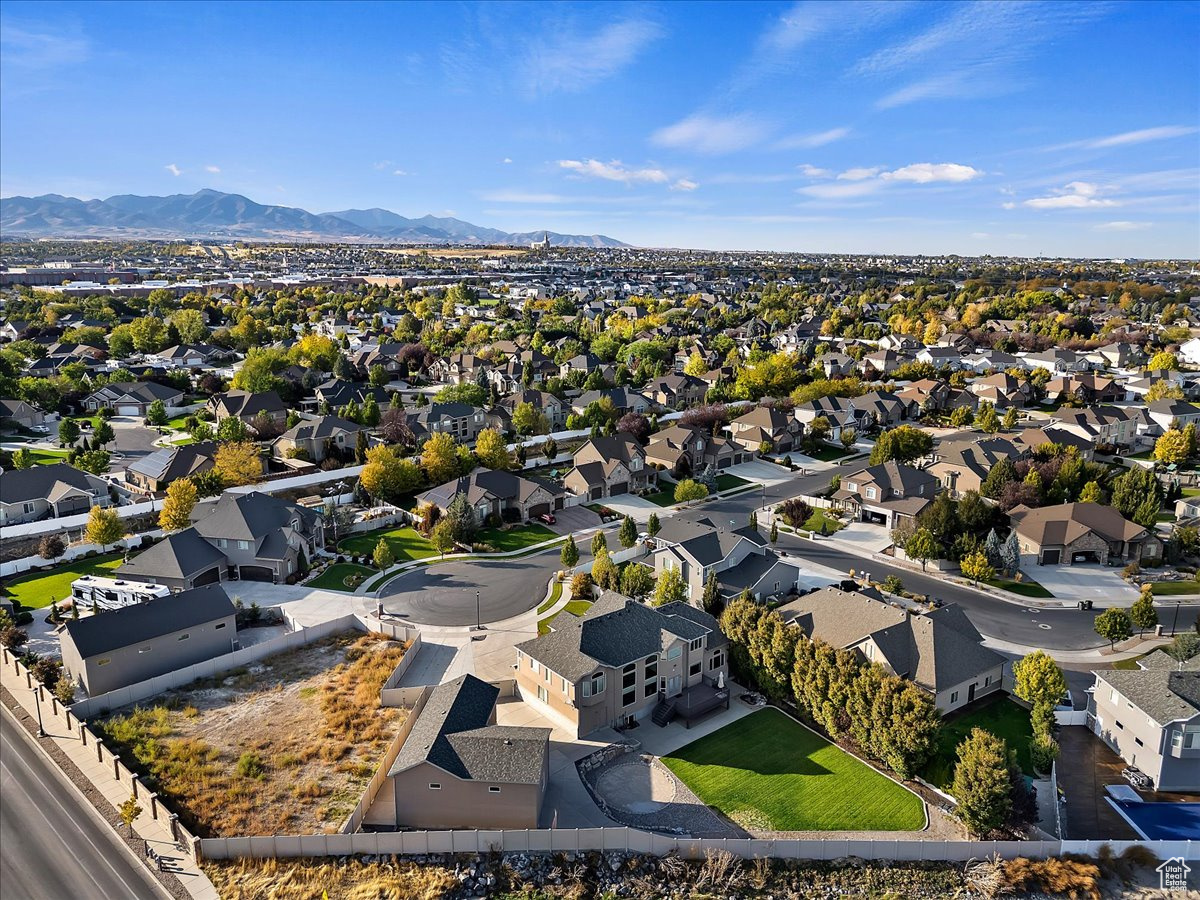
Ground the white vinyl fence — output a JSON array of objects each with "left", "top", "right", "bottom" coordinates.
[
  {"left": 0, "top": 533, "right": 153, "bottom": 578},
  {"left": 0, "top": 500, "right": 159, "bottom": 542}
]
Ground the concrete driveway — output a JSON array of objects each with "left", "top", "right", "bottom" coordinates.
[
  {"left": 725, "top": 460, "right": 797, "bottom": 486},
  {"left": 593, "top": 494, "right": 664, "bottom": 523},
  {"left": 1029, "top": 564, "right": 1140, "bottom": 605},
  {"left": 827, "top": 520, "right": 893, "bottom": 553},
  {"left": 547, "top": 505, "right": 601, "bottom": 536}
]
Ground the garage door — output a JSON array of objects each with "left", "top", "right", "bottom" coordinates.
[
  {"left": 610, "top": 482, "right": 629, "bottom": 495},
  {"left": 238, "top": 565, "right": 275, "bottom": 582},
  {"left": 192, "top": 567, "right": 223, "bottom": 587},
  {"left": 1041, "top": 549, "right": 1061, "bottom": 565},
  {"left": 528, "top": 502, "right": 551, "bottom": 518},
  {"left": 554, "top": 497, "right": 564, "bottom": 510},
  {"left": 117, "top": 404, "right": 141, "bottom": 416}
]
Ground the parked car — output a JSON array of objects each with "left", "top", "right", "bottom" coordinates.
[
  {"left": 30, "top": 424, "right": 50, "bottom": 434},
  {"left": 537, "top": 513, "right": 556, "bottom": 525}
]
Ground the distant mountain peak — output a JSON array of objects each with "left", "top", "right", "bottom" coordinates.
[{"left": 0, "top": 189, "right": 630, "bottom": 247}]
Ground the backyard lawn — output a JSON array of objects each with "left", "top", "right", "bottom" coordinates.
[
  {"left": 661, "top": 708, "right": 925, "bottom": 832},
  {"left": 307, "top": 563, "right": 375, "bottom": 591},
  {"left": 986, "top": 576, "right": 1054, "bottom": 599},
  {"left": 0, "top": 552, "right": 125, "bottom": 609},
  {"left": 920, "top": 696, "right": 1033, "bottom": 789},
  {"left": 338, "top": 525, "right": 437, "bottom": 562},
  {"left": 14, "top": 448, "right": 71, "bottom": 466}
]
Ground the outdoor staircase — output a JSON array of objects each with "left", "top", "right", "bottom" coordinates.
[{"left": 651, "top": 697, "right": 677, "bottom": 727}]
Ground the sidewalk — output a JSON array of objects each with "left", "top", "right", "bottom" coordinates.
[
  {"left": 0, "top": 654, "right": 220, "bottom": 900},
  {"left": 981, "top": 634, "right": 1172, "bottom": 664}
]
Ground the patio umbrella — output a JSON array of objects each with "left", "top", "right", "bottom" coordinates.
[{"left": 717, "top": 670, "right": 725, "bottom": 689}]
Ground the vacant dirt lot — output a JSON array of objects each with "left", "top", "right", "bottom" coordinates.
[{"left": 98, "top": 632, "right": 407, "bottom": 837}]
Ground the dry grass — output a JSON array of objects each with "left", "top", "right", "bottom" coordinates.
[
  {"left": 992, "top": 856, "right": 1103, "bottom": 899},
  {"left": 203, "top": 856, "right": 458, "bottom": 900},
  {"left": 97, "top": 632, "right": 406, "bottom": 837}
]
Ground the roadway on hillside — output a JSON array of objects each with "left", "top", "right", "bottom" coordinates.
[{"left": 0, "top": 708, "right": 168, "bottom": 900}]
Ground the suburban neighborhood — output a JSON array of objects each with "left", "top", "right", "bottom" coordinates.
[{"left": 1, "top": 242, "right": 1198, "bottom": 898}]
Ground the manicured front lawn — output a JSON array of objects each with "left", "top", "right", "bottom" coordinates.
[
  {"left": 714, "top": 473, "right": 752, "bottom": 492},
  {"left": 536, "top": 580, "right": 564, "bottom": 615},
  {"left": 921, "top": 696, "right": 1033, "bottom": 789},
  {"left": 1145, "top": 579, "right": 1200, "bottom": 596},
  {"left": 475, "top": 523, "right": 555, "bottom": 552},
  {"left": 986, "top": 576, "right": 1054, "bottom": 599},
  {"left": 338, "top": 525, "right": 437, "bottom": 562},
  {"left": 661, "top": 708, "right": 925, "bottom": 832},
  {"left": 25, "top": 449, "right": 71, "bottom": 466},
  {"left": 307, "top": 563, "right": 375, "bottom": 591},
  {"left": 0, "top": 552, "right": 125, "bottom": 609},
  {"left": 1112, "top": 653, "right": 1148, "bottom": 671},
  {"left": 799, "top": 443, "right": 853, "bottom": 462},
  {"left": 642, "top": 486, "right": 679, "bottom": 507},
  {"left": 538, "top": 599, "right": 593, "bottom": 635},
  {"left": 803, "top": 509, "right": 844, "bottom": 534}
]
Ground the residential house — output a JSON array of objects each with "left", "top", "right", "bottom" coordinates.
[
  {"left": 1009, "top": 501, "right": 1162, "bottom": 567},
  {"left": 416, "top": 468, "right": 564, "bottom": 523},
  {"left": 1088, "top": 651, "right": 1200, "bottom": 791},
  {"left": 916, "top": 346, "right": 964, "bottom": 370},
  {"left": 570, "top": 387, "right": 655, "bottom": 418},
  {"left": 819, "top": 352, "right": 855, "bottom": 378},
  {"left": 1051, "top": 406, "right": 1139, "bottom": 448},
  {"left": 644, "top": 373, "right": 707, "bottom": 410},
  {"left": 115, "top": 528, "right": 229, "bottom": 591},
  {"left": 497, "top": 389, "right": 566, "bottom": 431},
  {"left": 832, "top": 460, "right": 939, "bottom": 529},
  {"left": 272, "top": 415, "right": 363, "bottom": 463},
  {"left": 428, "top": 352, "right": 484, "bottom": 385},
  {"left": 727, "top": 405, "right": 802, "bottom": 454},
  {"left": 967, "top": 372, "right": 1030, "bottom": 410},
  {"left": 1011, "top": 425, "right": 1097, "bottom": 460},
  {"left": 312, "top": 379, "right": 392, "bottom": 412},
  {"left": 0, "top": 463, "right": 112, "bottom": 526},
  {"left": 793, "top": 396, "right": 866, "bottom": 440},
  {"left": 514, "top": 592, "right": 730, "bottom": 738},
  {"left": 151, "top": 344, "right": 212, "bottom": 369},
  {"left": 59, "top": 584, "right": 237, "bottom": 698},
  {"left": 1020, "top": 348, "right": 1092, "bottom": 375},
  {"left": 564, "top": 434, "right": 653, "bottom": 500},
  {"left": 645, "top": 424, "right": 747, "bottom": 476},
  {"left": 895, "top": 379, "right": 953, "bottom": 416},
  {"left": 651, "top": 516, "right": 769, "bottom": 602},
  {"left": 1044, "top": 374, "right": 1125, "bottom": 405},
  {"left": 408, "top": 402, "right": 490, "bottom": 444},
  {"left": 385, "top": 674, "right": 550, "bottom": 829},
  {"left": 854, "top": 390, "right": 910, "bottom": 430},
  {"left": 859, "top": 349, "right": 909, "bottom": 379},
  {"left": 777, "top": 587, "right": 1006, "bottom": 713},
  {"left": 84, "top": 381, "right": 184, "bottom": 416},
  {"left": 927, "top": 437, "right": 1025, "bottom": 497},
  {"left": 0, "top": 398, "right": 47, "bottom": 429},
  {"left": 208, "top": 390, "right": 287, "bottom": 429},
  {"left": 1146, "top": 399, "right": 1200, "bottom": 436},
  {"left": 125, "top": 441, "right": 218, "bottom": 494}
]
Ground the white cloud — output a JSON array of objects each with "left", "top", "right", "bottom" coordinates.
[
  {"left": 1094, "top": 221, "right": 1151, "bottom": 232},
  {"left": 204, "top": 165, "right": 220, "bottom": 174},
  {"left": 797, "top": 181, "right": 883, "bottom": 200},
  {"left": 373, "top": 160, "right": 392, "bottom": 170},
  {"left": 1023, "top": 181, "right": 1118, "bottom": 209},
  {"left": 773, "top": 127, "right": 850, "bottom": 150},
  {"left": 838, "top": 167, "right": 882, "bottom": 181},
  {"left": 558, "top": 159, "right": 669, "bottom": 184},
  {"left": 881, "top": 162, "right": 981, "bottom": 183},
  {"left": 1001, "top": 201, "right": 1016, "bottom": 210},
  {"left": 522, "top": 17, "right": 662, "bottom": 94},
  {"left": 393, "top": 169, "right": 408, "bottom": 176},
  {"left": 165, "top": 163, "right": 182, "bottom": 177},
  {"left": 650, "top": 113, "right": 771, "bottom": 155},
  {"left": 671, "top": 179, "right": 699, "bottom": 192},
  {"left": 503, "top": 158, "right": 513, "bottom": 164},
  {"left": 797, "top": 164, "right": 831, "bottom": 178},
  {"left": 0, "top": 20, "right": 90, "bottom": 69},
  {"left": 1049, "top": 125, "right": 1198, "bottom": 151}
]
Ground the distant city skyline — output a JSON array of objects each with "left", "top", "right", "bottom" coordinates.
[{"left": 1, "top": 1, "right": 1198, "bottom": 257}]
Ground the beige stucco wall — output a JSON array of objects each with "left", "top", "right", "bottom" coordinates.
[{"left": 391, "top": 762, "right": 544, "bottom": 829}]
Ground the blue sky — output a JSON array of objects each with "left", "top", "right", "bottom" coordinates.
[{"left": 2, "top": 1, "right": 1198, "bottom": 257}]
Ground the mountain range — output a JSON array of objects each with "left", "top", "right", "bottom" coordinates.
[{"left": 0, "top": 189, "right": 629, "bottom": 247}]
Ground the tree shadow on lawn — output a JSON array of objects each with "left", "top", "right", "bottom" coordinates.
[{"left": 665, "top": 742, "right": 834, "bottom": 778}]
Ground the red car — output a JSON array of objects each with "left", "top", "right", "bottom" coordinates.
[{"left": 538, "top": 513, "right": 556, "bottom": 525}]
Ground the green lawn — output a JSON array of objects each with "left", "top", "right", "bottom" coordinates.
[
  {"left": 921, "top": 696, "right": 1033, "bottom": 789},
  {"left": 1145, "top": 579, "right": 1200, "bottom": 596},
  {"left": 714, "top": 473, "right": 752, "bottom": 492},
  {"left": 475, "top": 523, "right": 555, "bottom": 552},
  {"left": 661, "top": 708, "right": 925, "bottom": 832},
  {"left": 642, "top": 486, "right": 680, "bottom": 507},
  {"left": 338, "top": 525, "right": 437, "bottom": 561},
  {"left": 538, "top": 598, "right": 593, "bottom": 635},
  {"left": 799, "top": 443, "right": 854, "bottom": 462},
  {"left": 1112, "top": 653, "right": 1148, "bottom": 671},
  {"left": 536, "top": 580, "right": 564, "bottom": 615},
  {"left": 306, "top": 563, "right": 375, "bottom": 591},
  {"left": 802, "top": 509, "right": 844, "bottom": 534},
  {"left": 23, "top": 448, "right": 71, "bottom": 466},
  {"left": 0, "top": 552, "right": 125, "bottom": 609},
  {"left": 986, "top": 576, "right": 1054, "bottom": 599}
]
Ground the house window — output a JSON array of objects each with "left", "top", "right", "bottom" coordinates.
[
  {"left": 217, "top": 539, "right": 227, "bottom": 548},
  {"left": 177, "top": 633, "right": 190, "bottom": 641},
  {"left": 708, "top": 651, "right": 725, "bottom": 671},
  {"left": 689, "top": 662, "right": 702, "bottom": 677},
  {"left": 544, "top": 667, "right": 551, "bottom": 683},
  {"left": 866, "top": 487, "right": 877, "bottom": 500},
  {"left": 984, "top": 675, "right": 991, "bottom": 687},
  {"left": 429, "top": 783, "right": 441, "bottom": 790},
  {"left": 23, "top": 502, "right": 35, "bottom": 514},
  {"left": 215, "top": 623, "right": 227, "bottom": 630},
  {"left": 531, "top": 659, "right": 539, "bottom": 673},
  {"left": 667, "top": 645, "right": 682, "bottom": 660},
  {"left": 138, "top": 646, "right": 153, "bottom": 654},
  {"left": 1115, "top": 720, "right": 1124, "bottom": 730},
  {"left": 237, "top": 540, "right": 250, "bottom": 551},
  {"left": 951, "top": 691, "right": 959, "bottom": 704},
  {"left": 622, "top": 663, "right": 636, "bottom": 689},
  {"left": 488, "top": 786, "right": 501, "bottom": 794},
  {"left": 689, "top": 638, "right": 702, "bottom": 652},
  {"left": 537, "top": 686, "right": 548, "bottom": 703},
  {"left": 581, "top": 672, "right": 605, "bottom": 697}
]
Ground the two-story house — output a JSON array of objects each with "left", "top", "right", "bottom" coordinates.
[
  {"left": 408, "top": 402, "right": 489, "bottom": 445},
  {"left": 926, "top": 437, "right": 1025, "bottom": 498},
  {"left": 514, "top": 592, "right": 730, "bottom": 738},
  {"left": 651, "top": 516, "right": 769, "bottom": 602},
  {"left": 645, "top": 424, "right": 746, "bottom": 477},
  {"left": 564, "top": 434, "right": 653, "bottom": 500},
  {"left": 0, "top": 463, "right": 113, "bottom": 526},
  {"left": 1089, "top": 651, "right": 1200, "bottom": 791},
  {"left": 208, "top": 390, "right": 287, "bottom": 430},
  {"left": 832, "top": 460, "right": 939, "bottom": 529},
  {"left": 84, "top": 381, "right": 184, "bottom": 416},
  {"left": 416, "top": 467, "right": 564, "bottom": 524},
  {"left": 726, "top": 405, "right": 801, "bottom": 454},
  {"left": 643, "top": 373, "right": 707, "bottom": 410},
  {"left": 272, "top": 416, "right": 364, "bottom": 463},
  {"left": 497, "top": 389, "right": 566, "bottom": 431}
]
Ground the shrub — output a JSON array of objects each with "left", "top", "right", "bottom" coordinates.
[
  {"left": 1030, "top": 733, "right": 1060, "bottom": 773},
  {"left": 998, "top": 857, "right": 1101, "bottom": 900},
  {"left": 882, "top": 574, "right": 904, "bottom": 594},
  {"left": 777, "top": 498, "right": 813, "bottom": 529},
  {"left": 1122, "top": 561, "right": 1140, "bottom": 580},
  {"left": 235, "top": 752, "right": 267, "bottom": 779},
  {"left": 37, "top": 534, "right": 65, "bottom": 560}
]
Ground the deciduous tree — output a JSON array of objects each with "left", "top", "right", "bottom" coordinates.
[
  {"left": 674, "top": 478, "right": 709, "bottom": 505},
  {"left": 1012, "top": 651, "right": 1067, "bottom": 710},
  {"left": 618, "top": 515, "right": 638, "bottom": 549},
  {"left": 158, "top": 478, "right": 198, "bottom": 531},
  {"left": 653, "top": 567, "right": 686, "bottom": 606},
  {"left": 85, "top": 505, "right": 123, "bottom": 551},
  {"left": 560, "top": 535, "right": 579, "bottom": 569},
  {"left": 1094, "top": 607, "right": 1133, "bottom": 649},
  {"left": 869, "top": 425, "right": 933, "bottom": 465},
  {"left": 1131, "top": 587, "right": 1159, "bottom": 635},
  {"left": 214, "top": 441, "right": 262, "bottom": 486},
  {"left": 474, "top": 428, "right": 513, "bottom": 471},
  {"left": 421, "top": 432, "right": 460, "bottom": 485}
]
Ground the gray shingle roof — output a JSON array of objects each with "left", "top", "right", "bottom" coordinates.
[
  {"left": 387, "top": 674, "right": 548, "bottom": 784},
  {"left": 63, "top": 584, "right": 235, "bottom": 658},
  {"left": 0, "top": 462, "right": 108, "bottom": 505},
  {"left": 117, "top": 528, "right": 227, "bottom": 581},
  {"left": 192, "top": 491, "right": 318, "bottom": 543},
  {"left": 126, "top": 441, "right": 217, "bottom": 483},
  {"left": 1100, "top": 656, "right": 1200, "bottom": 726}
]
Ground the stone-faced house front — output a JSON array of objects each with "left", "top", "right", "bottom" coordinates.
[
  {"left": 514, "top": 592, "right": 730, "bottom": 738},
  {"left": 564, "top": 434, "right": 653, "bottom": 500},
  {"left": 416, "top": 467, "right": 564, "bottom": 523},
  {"left": 1009, "top": 501, "right": 1162, "bottom": 567}
]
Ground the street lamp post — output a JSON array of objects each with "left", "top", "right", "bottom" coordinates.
[
  {"left": 33, "top": 686, "right": 45, "bottom": 738},
  {"left": 472, "top": 590, "right": 484, "bottom": 632},
  {"left": 1171, "top": 601, "right": 1181, "bottom": 636}
]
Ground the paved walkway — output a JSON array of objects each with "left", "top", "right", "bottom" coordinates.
[{"left": 0, "top": 656, "right": 220, "bottom": 900}]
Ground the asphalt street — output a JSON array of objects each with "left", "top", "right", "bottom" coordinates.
[
  {"left": 0, "top": 708, "right": 169, "bottom": 900},
  {"left": 379, "top": 546, "right": 594, "bottom": 626}
]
